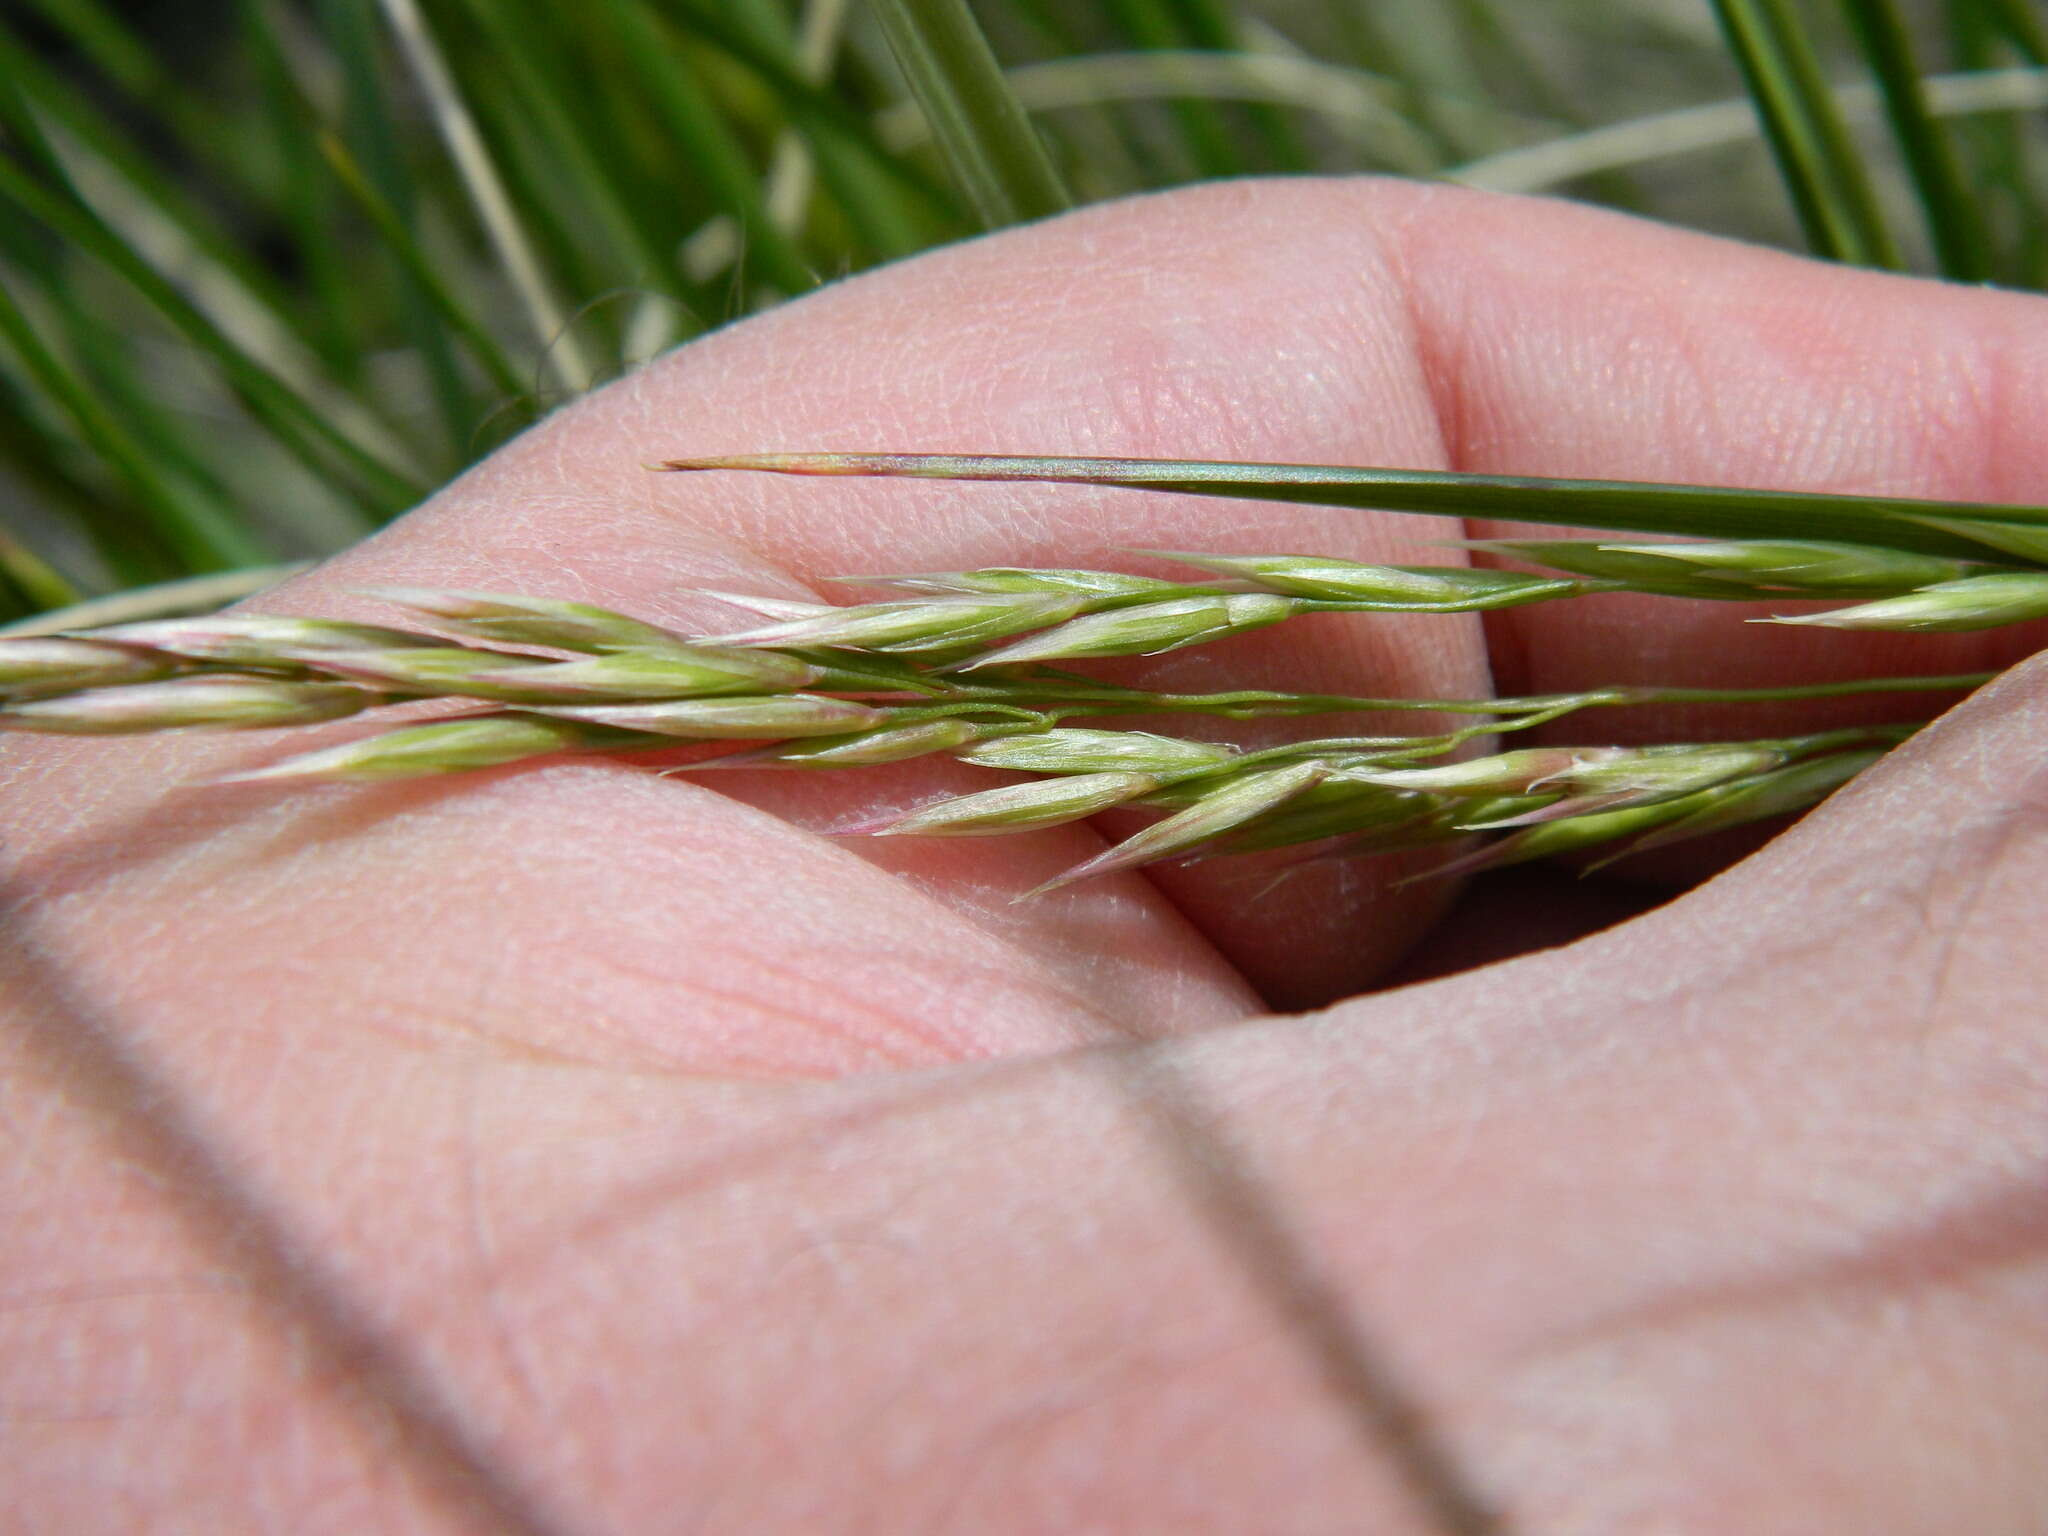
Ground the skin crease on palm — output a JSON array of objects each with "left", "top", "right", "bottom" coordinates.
[{"left": 8, "top": 178, "right": 2048, "bottom": 1535}]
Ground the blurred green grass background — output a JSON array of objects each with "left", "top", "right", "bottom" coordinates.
[{"left": 0, "top": 0, "right": 2042, "bottom": 619}]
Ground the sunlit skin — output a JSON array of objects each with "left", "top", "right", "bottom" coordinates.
[{"left": 6, "top": 179, "right": 2048, "bottom": 1532}]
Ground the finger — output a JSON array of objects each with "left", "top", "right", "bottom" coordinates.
[{"left": 1391, "top": 189, "right": 2048, "bottom": 734}]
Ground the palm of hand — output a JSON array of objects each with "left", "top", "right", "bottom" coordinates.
[{"left": 7, "top": 181, "right": 2047, "bottom": 1533}]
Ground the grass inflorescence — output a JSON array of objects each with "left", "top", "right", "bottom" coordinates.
[{"left": 0, "top": 536, "right": 1999, "bottom": 894}]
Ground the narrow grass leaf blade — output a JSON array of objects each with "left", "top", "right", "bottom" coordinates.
[
  {"left": 1902, "top": 514, "right": 2048, "bottom": 564},
  {"left": 0, "top": 367, "right": 173, "bottom": 587},
  {"left": 1156, "top": 0, "right": 1313, "bottom": 170},
  {"left": 597, "top": 0, "right": 817, "bottom": 297},
  {"left": 1841, "top": 0, "right": 1994, "bottom": 280},
  {"left": 665, "top": 0, "right": 963, "bottom": 238},
  {"left": 661, "top": 452, "right": 2048, "bottom": 562},
  {"left": 14, "top": 0, "right": 160, "bottom": 95},
  {"left": 0, "top": 530, "right": 79, "bottom": 616},
  {"left": 316, "top": 0, "right": 477, "bottom": 450},
  {"left": 1098, "top": 0, "right": 1250, "bottom": 177},
  {"left": 869, "top": 0, "right": 1071, "bottom": 228},
  {"left": 379, "top": 0, "right": 593, "bottom": 395},
  {"left": 316, "top": 132, "right": 528, "bottom": 403},
  {"left": 1710, "top": 0, "right": 1904, "bottom": 267},
  {"left": 1967, "top": 0, "right": 2048, "bottom": 64},
  {"left": 0, "top": 268, "right": 258, "bottom": 575},
  {"left": 0, "top": 22, "right": 330, "bottom": 374},
  {"left": 0, "top": 153, "right": 421, "bottom": 516}
]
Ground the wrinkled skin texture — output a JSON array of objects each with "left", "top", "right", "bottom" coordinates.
[{"left": 7, "top": 180, "right": 2048, "bottom": 1533}]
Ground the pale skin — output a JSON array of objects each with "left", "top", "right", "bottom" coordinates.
[{"left": 6, "top": 179, "right": 2048, "bottom": 1533}]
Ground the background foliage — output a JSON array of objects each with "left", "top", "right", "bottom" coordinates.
[{"left": 0, "top": 0, "right": 2043, "bottom": 620}]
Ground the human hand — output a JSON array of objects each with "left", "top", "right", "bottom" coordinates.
[{"left": 7, "top": 179, "right": 2047, "bottom": 1532}]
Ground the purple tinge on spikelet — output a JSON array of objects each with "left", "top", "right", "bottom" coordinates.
[
  {"left": 1, "top": 677, "right": 377, "bottom": 734},
  {"left": 530, "top": 694, "right": 886, "bottom": 738},
  {"left": 0, "top": 636, "right": 178, "bottom": 697},
  {"left": 81, "top": 615, "right": 443, "bottom": 665},
  {"left": 700, "top": 593, "right": 1084, "bottom": 653}
]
